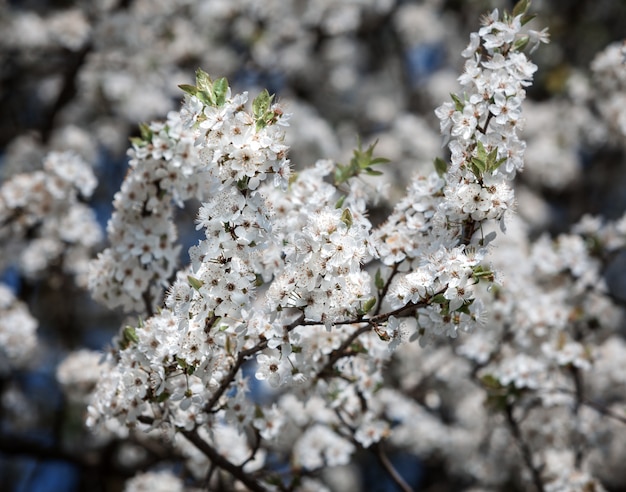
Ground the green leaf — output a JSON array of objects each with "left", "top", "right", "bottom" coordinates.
[
  {"left": 513, "top": 35, "right": 530, "bottom": 52},
  {"left": 512, "top": 0, "right": 531, "bottom": 17},
  {"left": 334, "top": 139, "right": 389, "bottom": 185},
  {"left": 369, "top": 157, "right": 391, "bottom": 166},
  {"left": 375, "top": 268, "right": 384, "bottom": 291},
  {"left": 350, "top": 342, "right": 368, "bottom": 354},
  {"left": 123, "top": 326, "right": 139, "bottom": 344},
  {"left": 520, "top": 13, "right": 537, "bottom": 26},
  {"left": 213, "top": 77, "right": 229, "bottom": 106},
  {"left": 334, "top": 163, "right": 350, "bottom": 186},
  {"left": 177, "top": 357, "right": 196, "bottom": 375},
  {"left": 195, "top": 68, "right": 213, "bottom": 93},
  {"left": 178, "top": 84, "right": 200, "bottom": 97},
  {"left": 335, "top": 195, "right": 347, "bottom": 209},
  {"left": 470, "top": 157, "right": 486, "bottom": 175},
  {"left": 450, "top": 93, "right": 464, "bottom": 111},
  {"left": 475, "top": 140, "right": 488, "bottom": 162},
  {"left": 431, "top": 293, "right": 447, "bottom": 304},
  {"left": 138, "top": 122, "right": 152, "bottom": 141},
  {"left": 253, "top": 89, "right": 273, "bottom": 120},
  {"left": 456, "top": 300, "right": 473, "bottom": 315},
  {"left": 187, "top": 275, "right": 204, "bottom": 291},
  {"left": 265, "top": 475, "right": 283, "bottom": 487},
  {"left": 480, "top": 374, "right": 522, "bottom": 410},
  {"left": 434, "top": 157, "right": 448, "bottom": 177},
  {"left": 473, "top": 265, "right": 495, "bottom": 279},
  {"left": 202, "top": 89, "right": 216, "bottom": 107}
]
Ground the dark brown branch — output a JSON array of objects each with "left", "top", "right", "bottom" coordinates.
[
  {"left": 41, "top": 43, "right": 92, "bottom": 143},
  {"left": 505, "top": 403, "right": 545, "bottom": 492},
  {"left": 179, "top": 428, "right": 268, "bottom": 492},
  {"left": 373, "top": 442, "right": 414, "bottom": 492},
  {"left": 142, "top": 289, "right": 155, "bottom": 318},
  {"left": 375, "top": 262, "right": 400, "bottom": 316},
  {"left": 569, "top": 365, "right": 585, "bottom": 468},
  {"left": 583, "top": 399, "right": 626, "bottom": 425},
  {"left": 310, "top": 295, "right": 439, "bottom": 380},
  {"left": 203, "top": 313, "right": 305, "bottom": 413}
]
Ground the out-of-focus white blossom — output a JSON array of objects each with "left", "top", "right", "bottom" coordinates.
[
  {"left": 123, "top": 470, "right": 184, "bottom": 492},
  {"left": 0, "top": 151, "right": 101, "bottom": 286},
  {"left": 0, "top": 284, "right": 38, "bottom": 373}
]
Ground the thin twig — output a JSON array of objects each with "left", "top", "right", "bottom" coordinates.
[
  {"left": 180, "top": 427, "right": 268, "bottom": 492},
  {"left": 373, "top": 442, "right": 414, "bottom": 492},
  {"left": 375, "top": 262, "right": 400, "bottom": 316},
  {"left": 504, "top": 403, "right": 545, "bottom": 492}
]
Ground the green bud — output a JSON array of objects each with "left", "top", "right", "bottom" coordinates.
[
  {"left": 340, "top": 208, "right": 353, "bottom": 229},
  {"left": 434, "top": 157, "right": 448, "bottom": 177},
  {"left": 156, "top": 391, "right": 170, "bottom": 403},
  {"left": 362, "top": 297, "right": 377, "bottom": 313},
  {"left": 123, "top": 326, "right": 139, "bottom": 345},
  {"left": 375, "top": 268, "right": 384, "bottom": 291}
]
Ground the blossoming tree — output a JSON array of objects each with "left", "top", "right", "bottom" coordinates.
[{"left": 2, "top": 1, "right": 626, "bottom": 491}]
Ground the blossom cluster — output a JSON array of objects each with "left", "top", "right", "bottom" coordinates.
[
  {"left": 4, "top": 1, "right": 626, "bottom": 491},
  {"left": 0, "top": 151, "right": 100, "bottom": 285},
  {"left": 0, "top": 283, "right": 38, "bottom": 373},
  {"left": 377, "top": 210, "right": 626, "bottom": 490},
  {"left": 591, "top": 40, "right": 626, "bottom": 139},
  {"left": 84, "top": 4, "right": 556, "bottom": 491}
]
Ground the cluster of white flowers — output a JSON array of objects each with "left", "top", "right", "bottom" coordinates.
[
  {"left": 265, "top": 159, "right": 374, "bottom": 325},
  {"left": 0, "top": 151, "right": 100, "bottom": 285},
  {"left": 123, "top": 470, "right": 184, "bottom": 492},
  {"left": 435, "top": 7, "right": 548, "bottom": 199},
  {"left": 87, "top": 73, "right": 291, "bottom": 439},
  {"left": 88, "top": 112, "right": 202, "bottom": 313},
  {"left": 403, "top": 209, "right": 625, "bottom": 487},
  {"left": 56, "top": 349, "right": 104, "bottom": 404},
  {"left": 0, "top": 283, "right": 38, "bottom": 373},
  {"left": 83, "top": 5, "right": 560, "bottom": 491},
  {"left": 372, "top": 7, "right": 550, "bottom": 345},
  {"left": 591, "top": 40, "right": 626, "bottom": 139},
  {"left": 4, "top": 1, "right": 626, "bottom": 490}
]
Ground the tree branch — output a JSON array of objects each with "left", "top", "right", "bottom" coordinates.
[
  {"left": 505, "top": 403, "right": 545, "bottom": 492},
  {"left": 179, "top": 427, "right": 269, "bottom": 492},
  {"left": 373, "top": 442, "right": 414, "bottom": 492}
]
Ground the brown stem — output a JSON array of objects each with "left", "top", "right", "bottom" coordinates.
[
  {"left": 180, "top": 428, "right": 268, "bottom": 492},
  {"left": 203, "top": 313, "right": 306, "bottom": 413},
  {"left": 375, "top": 262, "right": 400, "bottom": 316},
  {"left": 569, "top": 365, "right": 585, "bottom": 468},
  {"left": 310, "top": 294, "right": 441, "bottom": 379},
  {"left": 538, "top": 387, "right": 626, "bottom": 426},
  {"left": 315, "top": 324, "right": 371, "bottom": 379},
  {"left": 460, "top": 218, "right": 478, "bottom": 246},
  {"left": 142, "top": 289, "right": 154, "bottom": 318},
  {"left": 505, "top": 403, "right": 545, "bottom": 492},
  {"left": 203, "top": 341, "right": 267, "bottom": 413},
  {"left": 373, "top": 443, "right": 414, "bottom": 492},
  {"left": 41, "top": 43, "right": 92, "bottom": 143},
  {"left": 582, "top": 399, "right": 626, "bottom": 425}
]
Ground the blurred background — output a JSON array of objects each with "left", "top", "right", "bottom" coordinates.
[{"left": 1, "top": 0, "right": 626, "bottom": 490}]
